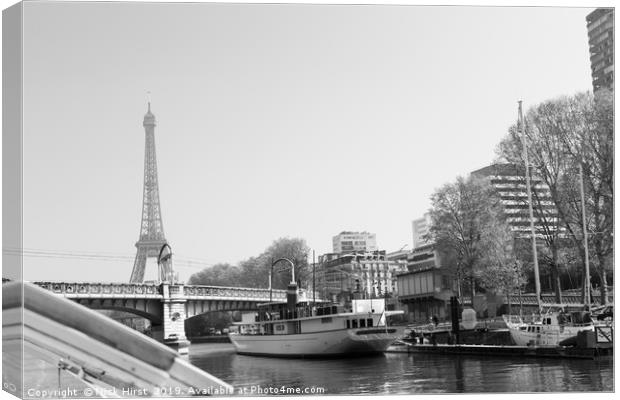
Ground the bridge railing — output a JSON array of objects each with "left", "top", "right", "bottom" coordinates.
[
  {"left": 505, "top": 293, "right": 613, "bottom": 306},
  {"left": 31, "top": 281, "right": 325, "bottom": 302},
  {"left": 32, "top": 281, "right": 163, "bottom": 297},
  {"left": 183, "top": 285, "right": 287, "bottom": 300}
]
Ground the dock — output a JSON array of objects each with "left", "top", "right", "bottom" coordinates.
[{"left": 386, "top": 342, "right": 613, "bottom": 360}]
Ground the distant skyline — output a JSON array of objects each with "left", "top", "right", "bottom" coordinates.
[{"left": 9, "top": 1, "right": 596, "bottom": 283}]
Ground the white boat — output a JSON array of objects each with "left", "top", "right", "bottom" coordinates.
[
  {"left": 503, "top": 310, "right": 594, "bottom": 347},
  {"left": 502, "top": 103, "right": 596, "bottom": 349},
  {"left": 228, "top": 287, "right": 402, "bottom": 358},
  {"left": 3, "top": 281, "right": 232, "bottom": 398}
]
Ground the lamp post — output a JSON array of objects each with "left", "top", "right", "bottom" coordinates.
[
  {"left": 272, "top": 258, "right": 297, "bottom": 315},
  {"left": 272, "top": 258, "right": 295, "bottom": 284}
]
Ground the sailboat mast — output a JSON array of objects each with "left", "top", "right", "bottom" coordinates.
[
  {"left": 312, "top": 250, "right": 316, "bottom": 305},
  {"left": 579, "top": 164, "right": 591, "bottom": 308},
  {"left": 518, "top": 101, "right": 542, "bottom": 312}
]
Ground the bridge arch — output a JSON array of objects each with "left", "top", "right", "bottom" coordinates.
[
  {"left": 73, "top": 298, "right": 163, "bottom": 324},
  {"left": 185, "top": 299, "right": 260, "bottom": 319}
]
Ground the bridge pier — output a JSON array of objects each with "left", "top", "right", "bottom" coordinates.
[{"left": 160, "top": 283, "right": 190, "bottom": 355}]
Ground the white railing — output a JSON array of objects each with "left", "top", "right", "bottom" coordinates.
[{"left": 32, "top": 281, "right": 325, "bottom": 302}]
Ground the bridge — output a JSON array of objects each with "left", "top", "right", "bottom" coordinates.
[
  {"left": 31, "top": 281, "right": 317, "bottom": 353},
  {"left": 510, "top": 293, "right": 613, "bottom": 306}
]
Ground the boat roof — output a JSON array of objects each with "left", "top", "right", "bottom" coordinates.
[{"left": 3, "top": 282, "right": 232, "bottom": 394}]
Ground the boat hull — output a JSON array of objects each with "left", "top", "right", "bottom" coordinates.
[
  {"left": 506, "top": 324, "right": 594, "bottom": 347},
  {"left": 229, "top": 328, "right": 401, "bottom": 358}
]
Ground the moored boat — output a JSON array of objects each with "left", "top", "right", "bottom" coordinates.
[
  {"left": 503, "top": 309, "right": 595, "bottom": 347},
  {"left": 3, "top": 282, "right": 232, "bottom": 397},
  {"left": 501, "top": 103, "right": 597, "bottom": 349},
  {"left": 228, "top": 282, "right": 403, "bottom": 358}
]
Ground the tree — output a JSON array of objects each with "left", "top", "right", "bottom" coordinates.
[
  {"left": 261, "top": 237, "right": 311, "bottom": 289},
  {"left": 187, "top": 263, "right": 241, "bottom": 286},
  {"left": 188, "top": 237, "right": 311, "bottom": 290},
  {"left": 496, "top": 91, "right": 613, "bottom": 304},
  {"left": 562, "top": 90, "right": 613, "bottom": 305},
  {"left": 475, "top": 217, "right": 527, "bottom": 314},
  {"left": 427, "top": 176, "right": 506, "bottom": 301},
  {"left": 488, "top": 160, "right": 567, "bottom": 302}
]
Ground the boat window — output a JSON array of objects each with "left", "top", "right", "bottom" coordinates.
[
  {"left": 346, "top": 319, "right": 351, "bottom": 329},
  {"left": 360, "top": 319, "right": 366, "bottom": 328},
  {"left": 367, "top": 318, "right": 373, "bottom": 327},
  {"left": 352, "top": 319, "right": 358, "bottom": 329},
  {"left": 547, "top": 318, "right": 551, "bottom": 325},
  {"left": 321, "top": 317, "right": 332, "bottom": 324},
  {"left": 276, "top": 324, "right": 285, "bottom": 331},
  {"left": 537, "top": 327, "right": 540, "bottom": 333}
]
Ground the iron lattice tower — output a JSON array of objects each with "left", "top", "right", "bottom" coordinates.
[{"left": 130, "top": 103, "right": 168, "bottom": 283}]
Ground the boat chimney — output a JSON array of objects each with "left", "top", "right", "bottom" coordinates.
[{"left": 287, "top": 282, "right": 298, "bottom": 313}]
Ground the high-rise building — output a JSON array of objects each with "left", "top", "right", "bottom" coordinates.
[
  {"left": 471, "top": 163, "right": 559, "bottom": 238},
  {"left": 332, "top": 231, "right": 377, "bottom": 254},
  {"left": 398, "top": 164, "right": 560, "bottom": 322},
  {"left": 586, "top": 8, "right": 614, "bottom": 93},
  {"left": 412, "top": 213, "right": 432, "bottom": 249}
]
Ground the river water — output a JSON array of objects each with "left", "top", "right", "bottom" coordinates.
[{"left": 188, "top": 343, "right": 613, "bottom": 395}]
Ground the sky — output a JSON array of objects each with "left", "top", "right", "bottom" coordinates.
[{"left": 6, "top": 0, "right": 597, "bottom": 283}]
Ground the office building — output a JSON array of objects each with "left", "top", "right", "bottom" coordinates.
[
  {"left": 332, "top": 231, "right": 378, "bottom": 254},
  {"left": 471, "top": 163, "right": 559, "bottom": 238},
  {"left": 412, "top": 213, "right": 432, "bottom": 249},
  {"left": 586, "top": 8, "right": 614, "bottom": 93}
]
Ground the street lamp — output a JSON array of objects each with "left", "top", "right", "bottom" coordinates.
[
  {"left": 272, "top": 258, "right": 298, "bottom": 315},
  {"left": 272, "top": 258, "right": 295, "bottom": 284},
  {"left": 271, "top": 258, "right": 297, "bottom": 302}
]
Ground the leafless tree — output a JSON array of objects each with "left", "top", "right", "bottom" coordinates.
[
  {"left": 427, "top": 176, "right": 506, "bottom": 302},
  {"left": 496, "top": 91, "right": 613, "bottom": 304}
]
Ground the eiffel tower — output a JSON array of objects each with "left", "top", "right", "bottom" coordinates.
[{"left": 130, "top": 103, "right": 169, "bottom": 283}]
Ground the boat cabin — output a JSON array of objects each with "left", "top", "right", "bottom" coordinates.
[
  {"left": 519, "top": 310, "right": 593, "bottom": 333},
  {"left": 255, "top": 301, "right": 343, "bottom": 323},
  {"left": 234, "top": 298, "right": 389, "bottom": 336}
]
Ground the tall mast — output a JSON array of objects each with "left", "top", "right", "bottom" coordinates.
[
  {"left": 579, "top": 164, "right": 591, "bottom": 308},
  {"left": 518, "top": 101, "right": 542, "bottom": 312},
  {"left": 312, "top": 250, "right": 316, "bottom": 305}
]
